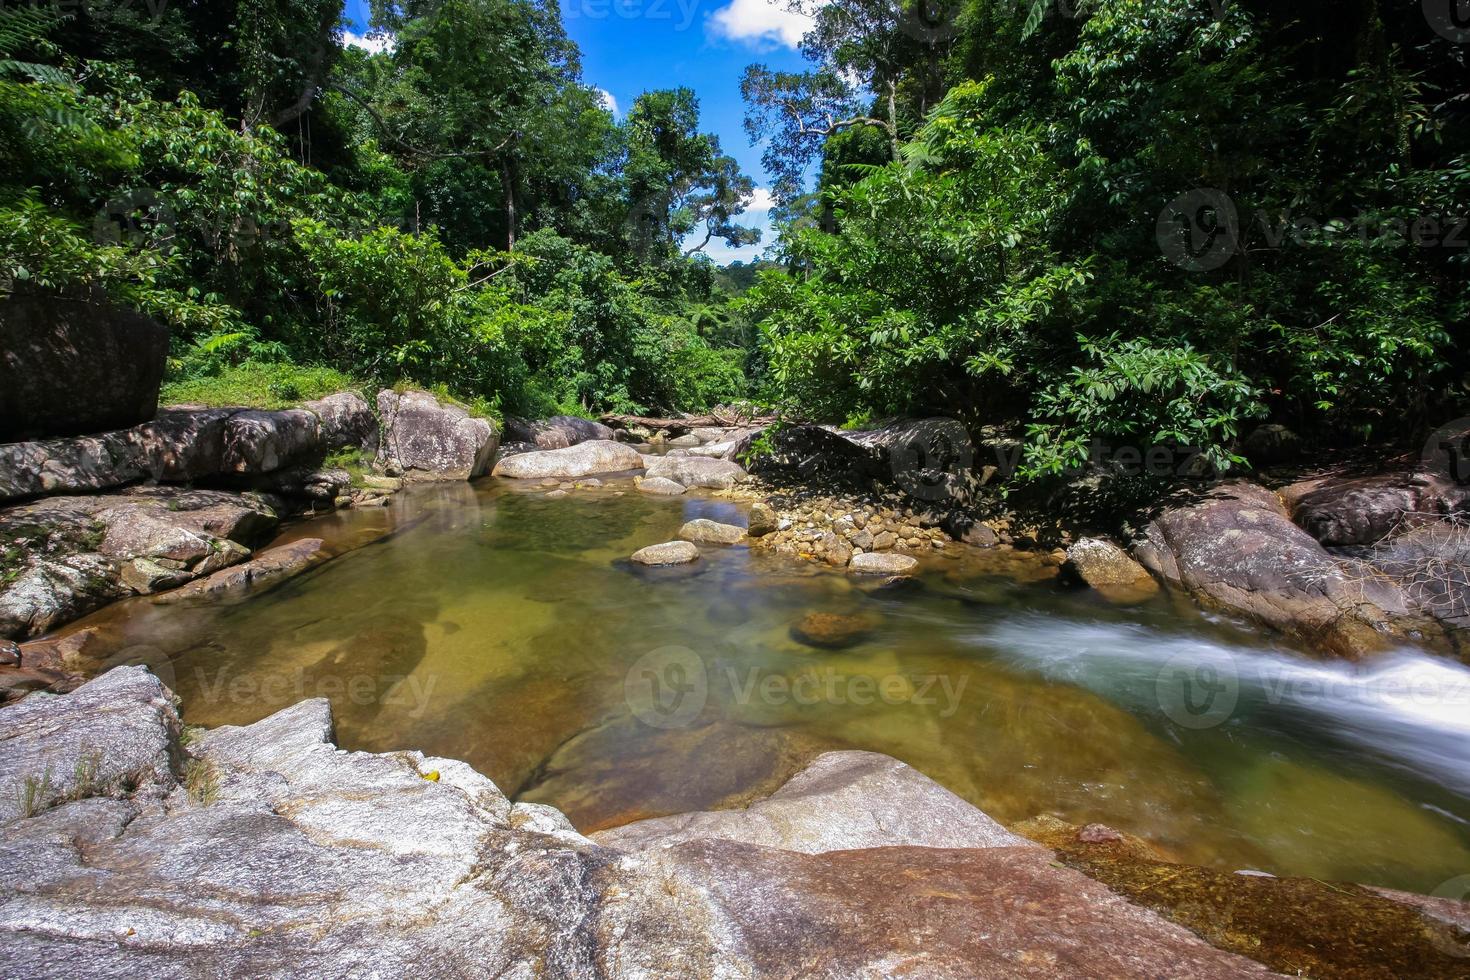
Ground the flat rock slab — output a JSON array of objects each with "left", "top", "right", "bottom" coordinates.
[
  {"left": 678, "top": 519, "right": 745, "bottom": 545},
  {"left": 849, "top": 552, "right": 919, "bottom": 575},
  {"left": 642, "top": 456, "right": 749, "bottom": 489},
  {"left": 0, "top": 676, "right": 1285, "bottom": 978},
  {"left": 593, "top": 750, "right": 1034, "bottom": 854},
  {"left": 637, "top": 477, "right": 687, "bottom": 496},
  {"left": 631, "top": 541, "right": 700, "bottom": 566},
  {"left": 492, "top": 440, "right": 643, "bottom": 480},
  {"left": 153, "top": 538, "right": 326, "bottom": 605}
]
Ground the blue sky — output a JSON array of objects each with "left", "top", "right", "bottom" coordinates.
[{"left": 341, "top": 0, "right": 811, "bottom": 264}]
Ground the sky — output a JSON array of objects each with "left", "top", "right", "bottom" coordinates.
[{"left": 341, "top": 0, "right": 813, "bottom": 264}]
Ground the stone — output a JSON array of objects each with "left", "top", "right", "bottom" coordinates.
[
  {"left": 0, "top": 555, "right": 126, "bottom": 641},
  {"left": 667, "top": 434, "right": 702, "bottom": 448},
  {"left": 303, "top": 391, "right": 378, "bottom": 453},
  {"left": 636, "top": 477, "right": 687, "bottom": 496},
  {"left": 0, "top": 288, "right": 169, "bottom": 442},
  {"left": 811, "top": 530, "right": 854, "bottom": 567},
  {"left": 153, "top": 539, "right": 326, "bottom": 605},
  {"left": 544, "top": 489, "right": 571, "bottom": 500},
  {"left": 677, "top": 519, "right": 746, "bottom": 546},
  {"left": 1066, "top": 538, "right": 1160, "bottom": 599},
  {"left": 1289, "top": 472, "right": 1470, "bottom": 547},
  {"left": 0, "top": 687, "right": 1280, "bottom": 978},
  {"left": 376, "top": 389, "right": 498, "bottom": 481},
  {"left": 873, "top": 530, "right": 898, "bottom": 550},
  {"left": 849, "top": 552, "right": 919, "bottom": 575},
  {"left": 746, "top": 501, "right": 778, "bottom": 537},
  {"left": 630, "top": 541, "right": 700, "bottom": 566},
  {"left": 119, "top": 558, "right": 194, "bottom": 595},
  {"left": 790, "top": 610, "right": 877, "bottom": 649},
  {"left": 0, "top": 641, "right": 18, "bottom": 667},
  {"left": 1134, "top": 482, "right": 1412, "bottom": 657},
  {"left": 492, "top": 440, "right": 643, "bottom": 481},
  {"left": 594, "top": 751, "right": 1035, "bottom": 855},
  {"left": 0, "top": 666, "right": 178, "bottom": 822},
  {"left": 641, "top": 455, "right": 749, "bottom": 490},
  {"left": 503, "top": 415, "right": 615, "bottom": 449}
]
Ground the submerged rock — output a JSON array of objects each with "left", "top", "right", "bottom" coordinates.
[
  {"left": 1066, "top": 537, "right": 1160, "bottom": 602},
  {"left": 789, "top": 610, "right": 877, "bottom": 649},
  {"left": 630, "top": 541, "right": 700, "bottom": 566},
  {"left": 492, "top": 439, "right": 643, "bottom": 480},
  {"left": 376, "top": 389, "right": 498, "bottom": 481},
  {"left": 677, "top": 519, "right": 745, "bottom": 546},
  {"left": 153, "top": 538, "right": 326, "bottom": 605},
  {"left": 636, "top": 476, "right": 687, "bottom": 496}
]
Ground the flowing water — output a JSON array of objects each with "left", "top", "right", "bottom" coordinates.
[{"left": 65, "top": 481, "right": 1470, "bottom": 893}]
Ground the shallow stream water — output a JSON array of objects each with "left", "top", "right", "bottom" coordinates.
[{"left": 65, "top": 481, "right": 1470, "bottom": 893}]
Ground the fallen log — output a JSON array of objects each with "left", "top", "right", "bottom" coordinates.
[{"left": 600, "top": 409, "right": 775, "bottom": 433}]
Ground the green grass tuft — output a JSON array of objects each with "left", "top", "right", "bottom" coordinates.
[{"left": 161, "top": 361, "right": 362, "bottom": 410}]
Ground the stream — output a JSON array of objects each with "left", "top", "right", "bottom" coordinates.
[{"left": 64, "top": 480, "right": 1470, "bottom": 893}]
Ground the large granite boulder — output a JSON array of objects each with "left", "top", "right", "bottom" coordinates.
[
  {"left": 492, "top": 439, "right": 644, "bottom": 480},
  {"left": 0, "top": 289, "right": 169, "bottom": 442},
  {"left": 0, "top": 394, "right": 377, "bottom": 504},
  {"left": 1134, "top": 482, "right": 1412, "bottom": 657},
  {"left": 642, "top": 455, "right": 749, "bottom": 490},
  {"left": 376, "top": 389, "right": 498, "bottom": 482},
  {"left": 1287, "top": 472, "right": 1470, "bottom": 547},
  {"left": 503, "top": 415, "right": 615, "bottom": 449},
  {"left": 0, "top": 679, "right": 1282, "bottom": 978}
]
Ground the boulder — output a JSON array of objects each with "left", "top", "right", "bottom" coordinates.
[
  {"left": 1289, "top": 472, "right": 1470, "bottom": 547},
  {"left": 0, "top": 666, "right": 179, "bottom": 822},
  {"left": 734, "top": 424, "right": 879, "bottom": 485},
  {"left": 376, "top": 390, "right": 498, "bottom": 482},
  {"left": 630, "top": 541, "right": 700, "bottom": 566},
  {"left": 747, "top": 501, "right": 778, "bottom": 537},
  {"left": 677, "top": 519, "right": 746, "bottom": 546},
  {"left": 492, "top": 440, "right": 643, "bottom": 481},
  {"left": 1241, "top": 424, "right": 1302, "bottom": 466},
  {"left": 849, "top": 552, "right": 919, "bottom": 575},
  {"left": 0, "top": 687, "right": 1283, "bottom": 978},
  {"left": 0, "top": 289, "right": 169, "bottom": 442},
  {"left": 595, "top": 751, "right": 1033, "bottom": 855},
  {"left": 636, "top": 477, "right": 687, "bottom": 496},
  {"left": 1134, "top": 482, "right": 1412, "bottom": 657},
  {"left": 0, "top": 555, "right": 125, "bottom": 640},
  {"left": 503, "top": 415, "right": 615, "bottom": 450},
  {"left": 1066, "top": 538, "right": 1160, "bottom": 599},
  {"left": 154, "top": 539, "right": 326, "bottom": 605},
  {"left": 303, "top": 391, "right": 378, "bottom": 453},
  {"left": 790, "top": 610, "right": 877, "bottom": 649},
  {"left": 642, "top": 455, "right": 749, "bottom": 490},
  {"left": 667, "top": 434, "right": 702, "bottom": 448}
]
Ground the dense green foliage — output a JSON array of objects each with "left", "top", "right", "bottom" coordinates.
[
  {"left": 0, "top": 0, "right": 757, "bottom": 419},
  {"left": 743, "top": 0, "right": 1469, "bottom": 475}
]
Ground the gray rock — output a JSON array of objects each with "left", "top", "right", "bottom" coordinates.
[
  {"left": 492, "top": 440, "right": 643, "bottom": 480},
  {"left": 0, "top": 289, "right": 169, "bottom": 442},
  {"left": 504, "top": 415, "right": 615, "bottom": 449},
  {"left": 0, "top": 554, "right": 125, "bottom": 640},
  {"left": 637, "top": 477, "right": 687, "bottom": 496},
  {"left": 153, "top": 539, "right": 325, "bottom": 605},
  {"left": 678, "top": 519, "right": 746, "bottom": 545},
  {"left": 849, "top": 552, "right": 919, "bottom": 575},
  {"left": 642, "top": 455, "right": 749, "bottom": 490},
  {"left": 594, "top": 751, "right": 1034, "bottom": 855},
  {"left": 376, "top": 390, "right": 498, "bottom": 482},
  {"left": 119, "top": 558, "right": 193, "bottom": 595},
  {"left": 1067, "top": 538, "right": 1159, "bottom": 595},
  {"left": 667, "top": 434, "right": 702, "bottom": 448},
  {"left": 302, "top": 391, "right": 377, "bottom": 454},
  {"left": 1135, "top": 482, "right": 1412, "bottom": 657},
  {"left": 630, "top": 541, "right": 700, "bottom": 565},
  {"left": 0, "top": 666, "right": 179, "bottom": 823}
]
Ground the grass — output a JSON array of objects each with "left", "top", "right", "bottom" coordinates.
[
  {"left": 15, "top": 771, "right": 56, "bottom": 819},
  {"left": 183, "top": 758, "right": 220, "bottom": 806},
  {"left": 161, "top": 361, "right": 363, "bottom": 410},
  {"left": 392, "top": 380, "right": 500, "bottom": 424}
]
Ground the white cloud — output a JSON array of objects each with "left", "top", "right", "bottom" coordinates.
[
  {"left": 595, "top": 88, "right": 620, "bottom": 117},
  {"left": 708, "top": 0, "right": 814, "bottom": 49},
  {"left": 743, "top": 187, "right": 776, "bottom": 213},
  {"left": 343, "top": 30, "right": 395, "bottom": 56}
]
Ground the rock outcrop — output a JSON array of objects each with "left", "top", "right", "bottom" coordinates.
[
  {"left": 0, "top": 393, "right": 378, "bottom": 504},
  {"left": 1134, "top": 482, "right": 1412, "bottom": 657},
  {"left": 1288, "top": 472, "right": 1470, "bottom": 548},
  {"left": 153, "top": 538, "right": 326, "bottom": 605},
  {"left": 492, "top": 440, "right": 643, "bottom": 480},
  {"left": 0, "top": 289, "right": 169, "bottom": 443},
  {"left": 0, "top": 488, "right": 278, "bottom": 639},
  {"left": 375, "top": 389, "right": 498, "bottom": 481},
  {"left": 0, "top": 673, "right": 1284, "bottom": 978},
  {"left": 503, "top": 415, "right": 615, "bottom": 449},
  {"left": 641, "top": 455, "right": 749, "bottom": 490}
]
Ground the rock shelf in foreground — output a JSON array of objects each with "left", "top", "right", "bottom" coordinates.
[{"left": 0, "top": 669, "right": 1287, "bottom": 978}]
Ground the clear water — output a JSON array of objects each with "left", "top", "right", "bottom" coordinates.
[{"left": 66, "top": 481, "right": 1470, "bottom": 893}]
